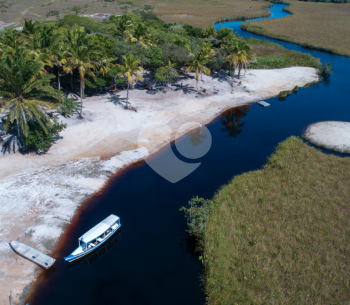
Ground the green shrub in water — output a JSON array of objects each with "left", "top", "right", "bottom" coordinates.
[{"left": 319, "top": 62, "right": 333, "bottom": 80}]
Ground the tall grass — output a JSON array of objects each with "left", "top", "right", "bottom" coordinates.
[
  {"left": 196, "top": 137, "right": 350, "bottom": 304},
  {"left": 240, "top": 7, "right": 350, "bottom": 58},
  {"left": 245, "top": 38, "right": 321, "bottom": 69}
]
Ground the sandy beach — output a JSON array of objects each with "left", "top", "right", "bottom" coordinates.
[{"left": 0, "top": 67, "right": 318, "bottom": 304}]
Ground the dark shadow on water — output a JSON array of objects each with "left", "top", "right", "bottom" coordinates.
[{"left": 220, "top": 105, "right": 250, "bottom": 137}]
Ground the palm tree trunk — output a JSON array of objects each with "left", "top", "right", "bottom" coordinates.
[
  {"left": 58, "top": 68, "right": 60, "bottom": 91},
  {"left": 196, "top": 80, "right": 199, "bottom": 93},
  {"left": 127, "top": 82, "right": 129, "bottom": 107},
  {"left": 238, "top": 63, "right": 242, "bottom": 79},
  {"left": 71, "top": 73, "right": 74, "bottom": 92},
  {"left": 80, "top": 81, "right": 83, "bottom": 117}
]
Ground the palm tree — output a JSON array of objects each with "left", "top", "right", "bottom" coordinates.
[
  {"left": 116, "top": 14, "right": 133, "bottom": 36},
  {"left": 200, "top": 42, "right": 215, "bottom": 80},
  {"left": 186, "top": 52, "right": 211, "bottom": 93},
  {"left": 216, "top": 26, "right": 236, "bottom": 45},
  {"left": 225, "top": 40, "right": 255, "bottom": 79},
  {"left": 116, "top": 55, "right": 144, "bottom": 106},
  {"left": 204, "top": 26, "right": 216, "bottom": 39},
  {"left": 126, "top": 23, "right": 154, "bottom": 49},
  {"left": 64, "top": 26, "right": 88, "bottom": 91},
  {"left": 64, "top": 45, "right": 99, "bottom": 117},
  {"left": 0, "top": 30, "right": 27, "bottom": 56},
  {"left": 0, "top": 49, "right": 62, "bottom": 139},
  {"left": 22, "top": 19, "right": 39, "bottom": 38},
  {"left": 52, "top": 45, "right": 68, "bottom": 92},
  {"left": 223, "top": 38, "right": 239, "bottom": 78}
]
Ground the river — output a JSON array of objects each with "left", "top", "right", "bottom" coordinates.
[{"left": 25, "top": 4, "right": 350, "bottom": 305}]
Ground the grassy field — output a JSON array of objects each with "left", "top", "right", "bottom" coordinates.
[
  {"left": 201, "top": 136, "right": 350, "bottom": 304},
  {"left": 241, "top": 0, "right": 350, "bottom": 57},
  {"left": 0, "top": 0, "right": 272, "bottom": 27}
]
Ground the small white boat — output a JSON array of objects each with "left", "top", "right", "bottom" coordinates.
[
  {"left": 65, "top": 214, "right": 121, "bottom": 263},
  {"left": 10, "top": 241, "right": 56, "bottom": 269}
]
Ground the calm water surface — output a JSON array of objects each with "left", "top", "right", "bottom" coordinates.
[{"left": 27, "top": 4, "right": 350, "bottom": 305}]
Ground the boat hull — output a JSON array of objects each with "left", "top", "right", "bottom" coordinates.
[
  {"left": 64, "top": 224, "right": 121, "bottom": 262},
  {"left": 10, "top": 241, "right": 56, "bottom": 270}
]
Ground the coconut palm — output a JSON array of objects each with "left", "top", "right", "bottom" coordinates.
[
  {"left": 64, "top": 26, "right": 88, "bottom": 91},
  {"left": 22, "top": 19, "right": 39, "bottom": 38},
  {"left": 225, "top": 40, "right": 255, "bottom": 78},
  {"left": 200, "top": 42, "right": 215, "bottom": 80},
  {"left": 201, "top": 42, "right": 216, "bottom": 58},
  {"left": 204, "top": 26, "right": 216, "bottom": 39},
  {"left": 116, "top": 55, "right": 144, "bottom": 106},
  {"left": 0, "top": 31, "right": 27, "bottom": 56},
  {"left": 216, "top": 26, "right": 236, "bottom": 45},
  {"left": 186, "top": 52, "right": 211, "bottom": 93},
  {"left": 222, "top": 38, "right": 239, "bottom": 77},
  {"left": 52, "top": 45, "right": 68, "bottom": 91},
  {"left": 64, "top": 45, "right": 99, "bottom": 117},
  {"left": 126, "top": 23, "right": 154, "bottom": 49},
  {"left": 0, "top": 49, "right": 62, "bottom": 138},
  {"left": 116, "top": 14, "right": 133, "bottom": 36}
]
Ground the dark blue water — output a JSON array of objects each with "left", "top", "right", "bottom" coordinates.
[{"left": 28, "top": 4, "right": 349, "bottom": 305}]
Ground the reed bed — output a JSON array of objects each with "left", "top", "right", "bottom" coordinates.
[
  {"left": 202, "top": 136, "right": 350, "bottom": 304},
  {"left": 246, "top": 38, "right": 321, "bottom": 69},
  {"left": 241, "top": 0, "right": 350, "bottom": 57}
]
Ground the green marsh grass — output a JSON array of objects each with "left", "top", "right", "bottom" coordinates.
[
  {"left": 201, "top": 137, "right": 350, "bottom": 304},
  {"left": 245, "top": 38, "right": 321, "bottom": 69}
]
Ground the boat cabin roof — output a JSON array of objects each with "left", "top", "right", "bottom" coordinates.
[{"left": 80, "top": 215, "right": 119, "bottom": 243}]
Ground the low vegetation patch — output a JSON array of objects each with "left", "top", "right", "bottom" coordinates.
[
  {"left": 278, "top": 90, "right": 292, "bottom": 97},
  {"left": 245, "top": 38, "right": 321, "bottom": 69},
  {"left": 182, "top": 136, "right": 350, "bottom": 304},
  {"left": 241, "top": 0, "right": 350, "bottom": 57}
]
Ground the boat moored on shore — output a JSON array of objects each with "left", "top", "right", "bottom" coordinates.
[{"left": 64, "top": 215, "right": 121, "bottom": 263}]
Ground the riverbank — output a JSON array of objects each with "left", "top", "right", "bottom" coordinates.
[
  {"left": 240, "top": 1, "right": 350, "bottom": 57},
  {"left": 200, "top": 136, "right": 350, "bottom": 304},
  {"left": 0, "top": 67, "right": 318, "bottom": 304}
]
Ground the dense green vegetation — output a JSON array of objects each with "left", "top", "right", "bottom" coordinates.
[
  {"left": 181, "top": 136, "right": 350, "bottom": 304},
  {"left": 0, "top": 12, "right": 320, "bottom": 153}
]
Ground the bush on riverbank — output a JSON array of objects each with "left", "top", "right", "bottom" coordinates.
[{"left": 186, "top": 136, "right": 350, "bottom": 304}]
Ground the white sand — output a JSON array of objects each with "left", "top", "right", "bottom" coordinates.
[
  {"left": 304, "top": 121, "right": 350, "bottom": 152},
  {"left": 0, "top": 67, "right": 318, "bottom": 304}
]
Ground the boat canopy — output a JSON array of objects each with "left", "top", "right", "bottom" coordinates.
[{"left": 80, "top": 215, "right": 119, "bottom": 244}]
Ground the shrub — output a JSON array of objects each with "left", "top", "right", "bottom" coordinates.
[
  {"left": 279, "top": 90, "right": 291, "bottom": 97},
  {"left": 292, "top": 85, "right": 299, "bottom": 93},
  {"left": 22, "top": 119, "right": 66, "bottom": 152},
  {"left": 143, "top": 4, "right": 153, "bottom": 10},
  {"left": 60, "top": 97, "right": 80, "bottom": 117},
  {"left": 319, "top": 62, "right": 333, "bottom": 80}
]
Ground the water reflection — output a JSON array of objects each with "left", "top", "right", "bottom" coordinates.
[
  {"left": 175, "top": 126, "right": 212, "bottom": 160},
  {"left": 186, "top": 127, "right": 208, "bottom": 146},
  {"left": 220, "top": 106, "right": 250, "bottom": 137},
  {"left": 67, "top": 231, "right": 121, "bottom": 272}
]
